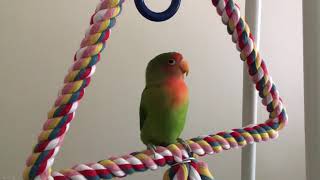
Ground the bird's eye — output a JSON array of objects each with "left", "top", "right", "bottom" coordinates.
[{"left": 168, "top": 59, "right": 176, "bottom": 65}]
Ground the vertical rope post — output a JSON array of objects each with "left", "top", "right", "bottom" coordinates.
[
  {"left": 242, "top": 1, "right": 261, "bottom": 180},
  {"left": 303, "top": 1, "right": 320, "bottom": 180}
]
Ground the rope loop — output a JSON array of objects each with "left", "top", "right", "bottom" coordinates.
[{"left": 23, "top": 0, "right": 288, "bottom": 179}]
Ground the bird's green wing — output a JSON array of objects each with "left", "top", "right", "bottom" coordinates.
[{"left": 139, "top": 88, "right": 147, "bottom": 130}]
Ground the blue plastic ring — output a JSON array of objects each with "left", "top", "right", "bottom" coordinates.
[{"left": 134, "top": 0, "right": 181, "bottom": 22}]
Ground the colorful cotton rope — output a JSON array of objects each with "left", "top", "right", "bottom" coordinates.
[
  {"left": 23, "top": 0, "right": 124, "bottom": 179},
  {"left": 23, "top": 0, "right": 288, "bottom": 179}
]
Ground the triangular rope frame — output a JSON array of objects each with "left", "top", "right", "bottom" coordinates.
[{"left": 23, "top": 0, "right": 288, "bottom": 179}]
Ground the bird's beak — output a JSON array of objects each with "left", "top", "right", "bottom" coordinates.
[{"left": 179, "top": 60, "right": 189, "bottom": 76}]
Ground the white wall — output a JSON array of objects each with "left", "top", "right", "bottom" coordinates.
[{"left": 0, "top": 0, "right": 304, "bottom": 179}]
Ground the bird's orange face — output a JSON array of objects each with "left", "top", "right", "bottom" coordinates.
[
  {"left": 146, "top": 52, "right": 189, "bottom": 85},
  {"left": 162, "top": 52, "right": 189, "bottom": 78}
]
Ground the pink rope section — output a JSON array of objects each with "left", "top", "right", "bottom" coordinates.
[{"left": 23, "top": 0, "right": 288, "bottom": 179}]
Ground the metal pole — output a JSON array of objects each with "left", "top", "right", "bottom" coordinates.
[
  {"left": 242, "top": 1, "right": 261, "bottom": 180},
  {"left": 303, "top": 1, "right": 320, "bottom": 180}
]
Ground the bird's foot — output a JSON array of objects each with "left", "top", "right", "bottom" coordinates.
[
  {"left": 177, "top": 138, "right": 193, "bottom": 157},
  {"left": 147, "top": 144, "right": 157, "bottom": 159}
]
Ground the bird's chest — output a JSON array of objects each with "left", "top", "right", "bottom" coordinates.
[{"left": 164, "top": 79, "right": 188, "bottom": 108}]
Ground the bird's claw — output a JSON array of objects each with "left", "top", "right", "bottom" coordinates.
[
  {"left": 147, "top": 144, "right": 157, "bottom": 159},
  {"left": 177, "top": 138, "right": 193, "bottom": 157}
]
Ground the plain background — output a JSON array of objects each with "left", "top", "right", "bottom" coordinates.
[{"left": 0, "top": 0, "right": 304, "bottom": 179}]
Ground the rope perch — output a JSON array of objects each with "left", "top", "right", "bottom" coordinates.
[
  {"left": 23, "top": 0, "right": 288, "bottom": 179},
  {"left": 50, "top": 126, "right": 279, "bottom": 179}
]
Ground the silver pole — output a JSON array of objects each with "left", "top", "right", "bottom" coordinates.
[
  {"left": 242, "top": 1, "right": 261, "bottom": 180},
  {"left": 303, "top": 1, "right": 320, "bottom": 180}
]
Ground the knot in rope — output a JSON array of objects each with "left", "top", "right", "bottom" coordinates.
[{"left": 163, "top": 145, "right": 214, "bottom": 180}]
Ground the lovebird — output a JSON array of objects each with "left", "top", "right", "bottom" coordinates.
[{"left": 140, "top": 52, "right": 189, "bottom": 149}]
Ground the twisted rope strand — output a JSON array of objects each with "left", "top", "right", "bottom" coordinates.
[
  {"left": 51, "top": 122, "right": 279, "bottom": 179},
  {"left": 24, "top": 0, "right": 288, "bottom": 179},
  {"left": 23, "top": 0, "right": 124, "bottom": 179}
]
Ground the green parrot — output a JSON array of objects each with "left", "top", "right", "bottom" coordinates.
[{"left": 140, "top": 52, "right": 189, "bottom": 148}]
